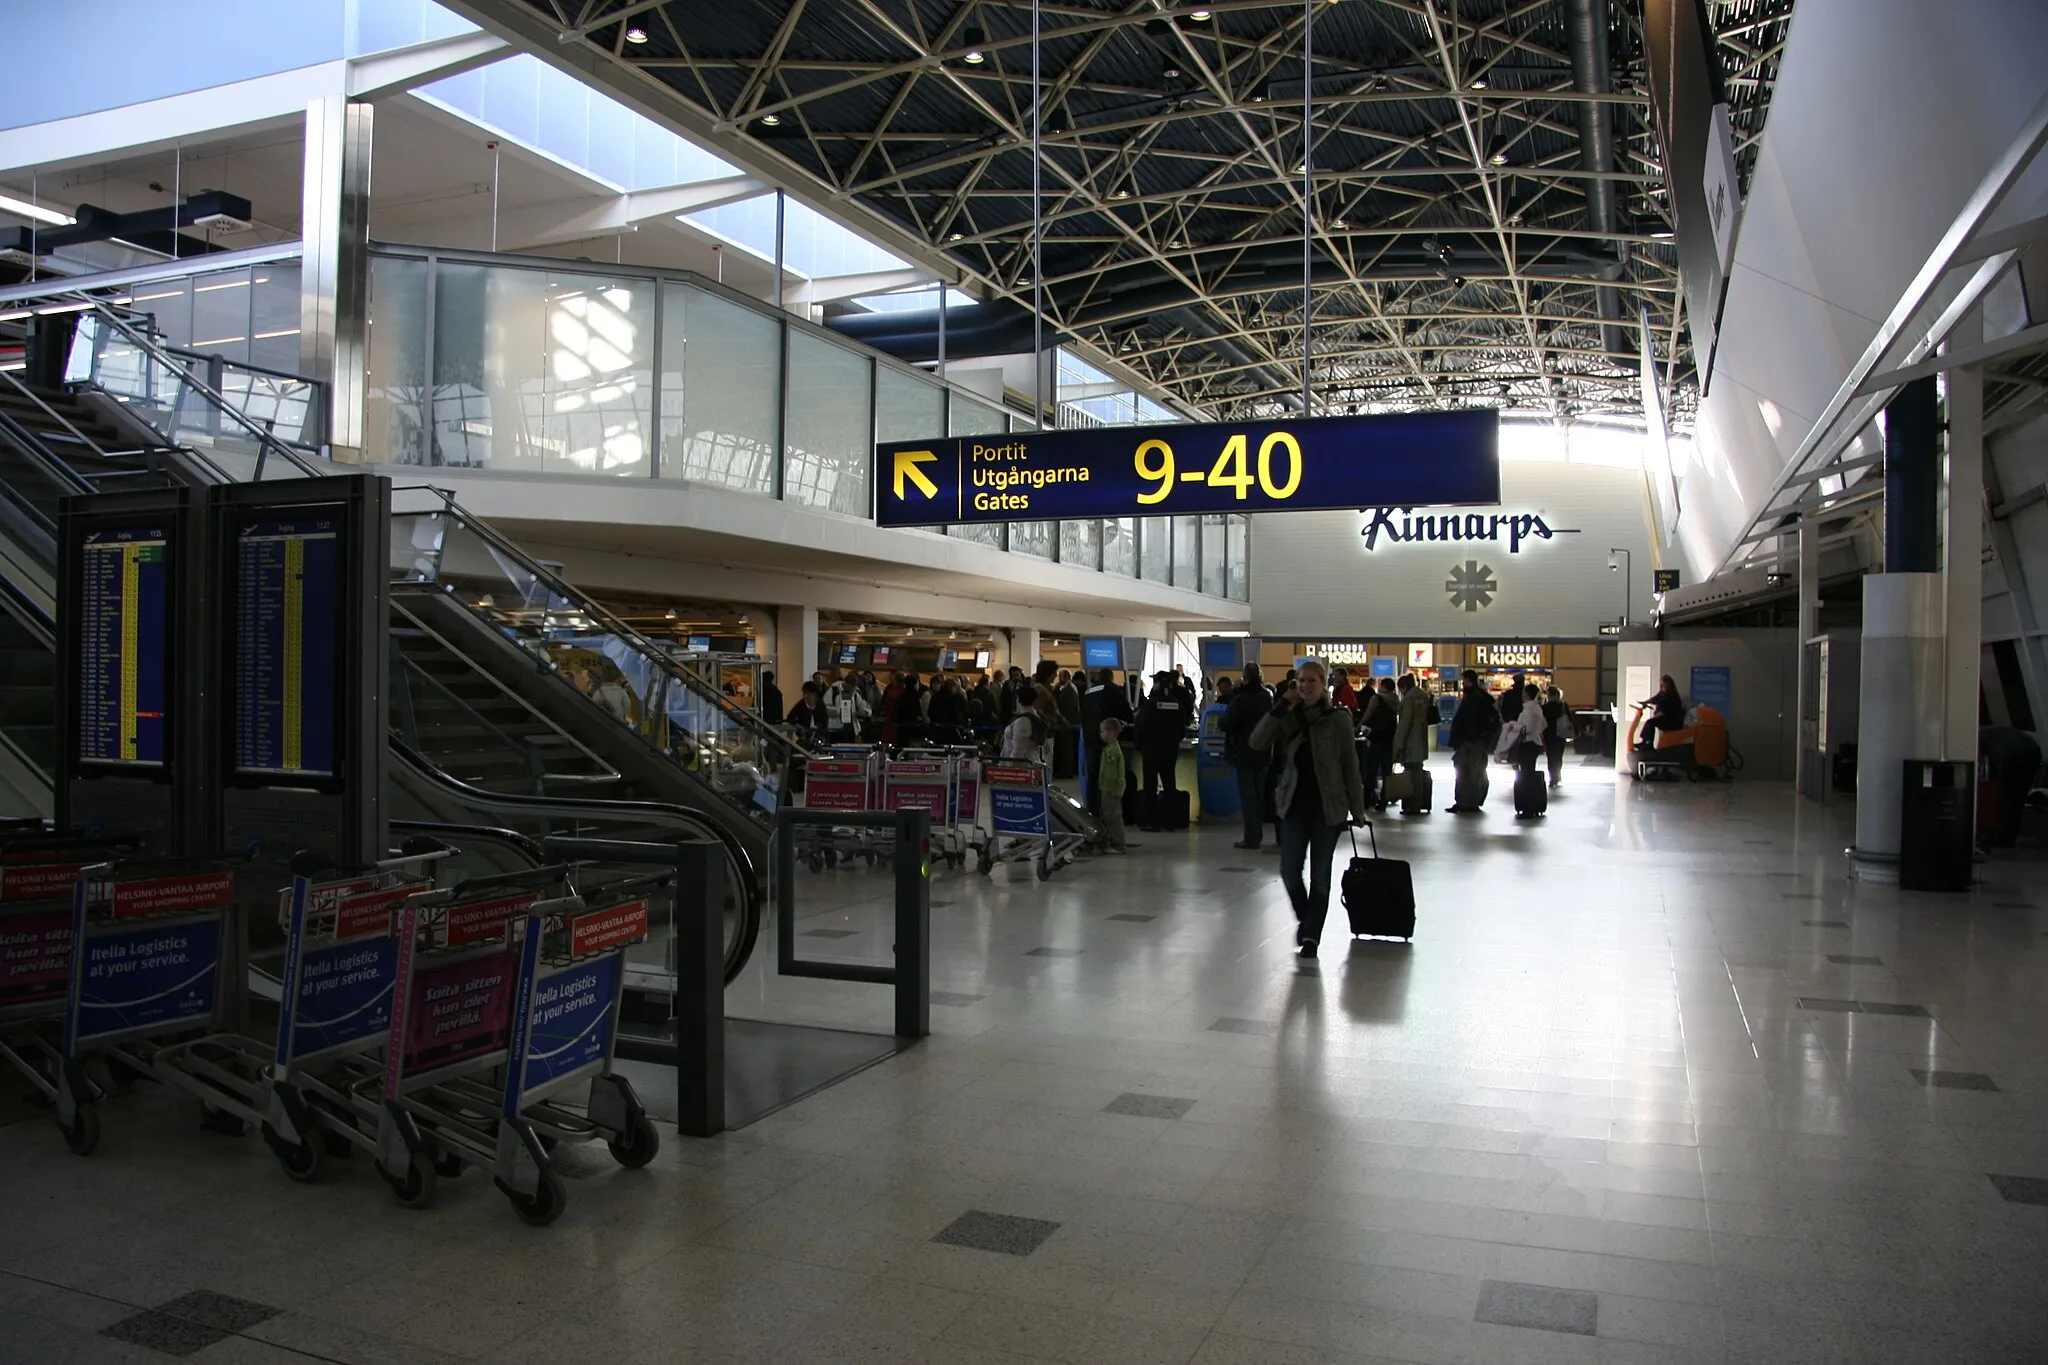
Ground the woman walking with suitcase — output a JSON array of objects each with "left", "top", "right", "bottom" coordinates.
[{"left": 1251, "top": 658, "right": 1366, "bottom": 959}]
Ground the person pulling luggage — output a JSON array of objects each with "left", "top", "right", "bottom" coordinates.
[
  {"left": 1251, "top": 659, "right": 1366, "bottom": 959},
  {"left": 1446, "top": 670, "right": 1499, "bottom": 814},
  {"left": 1222, "top": 663, "right": 1272, "bottom": 848}
]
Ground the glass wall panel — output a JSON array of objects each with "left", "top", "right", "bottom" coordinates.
[
  {"left": 782, "top": 330, "right": 873, "bottom": 515},
  {"left": 1058, "top": 519, "right": 1100, "bottom": 569},
  {"left": 247, "top": 264, "right": 303, "bottom": 373},
  {"left": 190, "top": 269, "right": 254, "bottom": 364},
  {"left": 429, "top": 262, "right": 654, "bottom": 475},
  {"left": 946, "top": 394, "right": 1006, "bottom": 549},
  {"left": 1227, "top": 514, "right": 1249, "bottom": 601},
  {"left": 1140, "top": 516, "right": 1171, "bottom": 582},
  {"left": 1102, "top": 516, "right": 1138, "bottom": 577},
  {"left": 1010, "top": 520, "right": 1055, "bottom": 559},
  {"left": 1172, "top": 515, "right": 1200, "bottom": 590},
  {"left": 875, "top": 363, "right": 944, "bottom": 444},
  {"left": 1200, "top": 514, "right": 1227, "bottom": 596},
  {"left": 364, "top": 255, "right": 429, "bottom": 464},
  {"left": 662, "top": 284, "right": 777, "bottom": 491}
]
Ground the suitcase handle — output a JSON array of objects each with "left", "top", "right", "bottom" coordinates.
[{"left": 1348, "top": 819, "right": 1378, "bottom": 860}]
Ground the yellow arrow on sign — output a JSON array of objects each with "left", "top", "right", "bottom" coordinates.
[{"left": 893, "top": 448, "right": 940, "bottom": 500}]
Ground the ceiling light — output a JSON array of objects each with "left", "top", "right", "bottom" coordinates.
[
  {"left": 1168, "top": 238, "right": 1187, "bottom": 248},
  {"left": 1112, "top": 190, "right": 1131, "bottom": 200},
  {"left": 759, "top": 113, "right": 781, "bottom": 126},
  {"left": 1450, "top": 275, "right": 1467, "bottom": 288},
  {"left": 1162, "top": 66, "right": 1182, "bottom": 79},
  {"left": 1470, "top": 76, "right": 1489, "bottom": 90},
  {"left": 963, "top": 48, "right": 985, "bottom": 64},
  {"left": 1329, "top": 218, "right": 1347, "bottom": 229},
  {"left": 961, "top": 24, "right": 987, "bottom": 64},
  {"left": 949, "top": 231, "right": 964, "bottom": 241},
  {"left": 0, "top": 192, "right": 73, "bottom": 227},
  {"left": 1488, "top": 152, "right": 1508, "bottom": 166},
  {"left": 1650, "top": 229, "right": 1675, "bottom": 240},
  {"left": 624, "top": 25, "right": 648, "bottom": 44},
  {"left": 1190, "top": 8, "right": 1212, "bottom": 18}
]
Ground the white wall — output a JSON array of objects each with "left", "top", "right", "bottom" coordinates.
[
  {"left": 1677, "top": 0, "right": 2048, "bottom": 583},
  {"left": 1249, "top": 461, "right": 1655, "bottom": 640}
]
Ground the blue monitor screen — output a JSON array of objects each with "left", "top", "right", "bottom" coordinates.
[
  {"left": 686, "top": 635, "right": 712, "bottom": 651},
  {"left": 1199, "top": 638, "right": 1241, "bottom": 670},
  {"left": 1082, "top": 638, "right": 1121, "bottom": 670},
  {"left": 836, "top": 643, "right": 859, "bottom": 666}
]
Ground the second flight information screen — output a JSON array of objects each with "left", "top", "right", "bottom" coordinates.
[{"left": 233, "top": 515, "right": 342, "bottom": 779}]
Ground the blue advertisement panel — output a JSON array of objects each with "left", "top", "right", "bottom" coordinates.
[
  {"left": 1370, "top": 657, "right": 1398, "bottom": 679},
  {"left": 990, "top": 786, "right": 1049, "bottom": 837},
  {"left": 72, "top": 917, "right": 220, "bottom": 1044},
  {"left": 289, "top": 936, "right": 397, "bottom": 1061},
  {"left": 876, "top": 409, "right": 1500, "bottom": 527},
  {"left": 1690, "top": 665, "right": 1732, "bottom": 717},
  {"left": 520, "top": 954, "right": 621, "bottom": 1095},
  {"left": 1082, "top": 638, "right": 1122, "bottom": 670}
]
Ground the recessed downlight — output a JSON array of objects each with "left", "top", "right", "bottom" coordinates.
[{"left": 624, "top": 25, "right": 648, "bottom": 43}]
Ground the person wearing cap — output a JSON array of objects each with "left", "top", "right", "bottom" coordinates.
[{"left": 1133, "top": 670, "right": 1189, "bottom": 828}]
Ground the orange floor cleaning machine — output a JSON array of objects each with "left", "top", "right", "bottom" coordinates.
[{"left": 1627, "top": 704, "right": 1742, "bottom": 782}]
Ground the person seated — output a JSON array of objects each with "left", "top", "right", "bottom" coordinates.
[{"left": 1636, "top": 675, "right": 1684, "bottom": 750}]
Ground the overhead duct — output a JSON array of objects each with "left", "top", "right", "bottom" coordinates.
[
  {"left": 1565, "top": 0, "right": 1629, "bottom": 363},
  {"left": 0, "top": 191, "right": 251, "bottom": 259}
]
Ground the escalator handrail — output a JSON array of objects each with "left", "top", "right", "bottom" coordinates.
[
  {"left": 388, "top": 736, "right": 759, "bottom": 902},
  {"left": 0, "top": 561, "right": 55, "bottom": 651},
  {"left": 0, "top": 368, "right": 119, "bottom": 465},
  {"left": 70, "top": 299, "right": 318, "bottom": 482},
  {"left": 389, "top": 818, "right": 548, "bottom": 866},
  {"left": 390, "top": 594, "right": 626, "bottom": 787},
  {"left": 392, "top": 483, "right": 802, "bottom": 775}
]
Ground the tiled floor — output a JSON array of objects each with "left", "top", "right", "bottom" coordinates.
[{"left": 5, "top": 756, "right": 2046, "bottom": 1363}]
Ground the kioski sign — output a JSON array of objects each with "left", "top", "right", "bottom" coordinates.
[{"left": 1361, "top": 509, "right": 1579, "bottom": 553}]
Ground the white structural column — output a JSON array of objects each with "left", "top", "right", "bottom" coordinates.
[
  {"left": 1010, "top": 628, "right": 1043, "bottom": 677},
  {"left": 1942, "top": 308, "right": 1985, "bottom": 758},
  {"left": 1795, "top": 515, "right": 1820, "bottom": 798},
  {"left": 301, "top": 94, "right": 373, "bottom": 461},
  {"left": 775, "top": 605, "right": 819, "bottom": 700},
  {"left": 1852, "top": 574, "right": 1945, "bottom": 877}
]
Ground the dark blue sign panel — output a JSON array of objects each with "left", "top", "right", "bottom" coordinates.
[
  {"left": 287, "top": 936, "right": 397, "bottom": 1061},
  {"left": 76, "top": 526, "right": 170, "bottom": 766},
  {"left": 234, "top": 517, "right": 342, "bottom": 778},
  {"left": 520, "top": 954, "right": 621, "bottom": 1094},
  {"left": 71, "top": 917, "right": 220, "bottom": 1044},
  {"left": 1082, "top": 638, "right": 1122, "bottom": 670},
  {"left": 989, "top": 786, "right": 1049, "bottom": 837},
  {"left": 1690, "top": 666, "right": 1732, "bottom": 717},
  {"left": 876, "top": 409, "right": 1499, "bottom": 527}
]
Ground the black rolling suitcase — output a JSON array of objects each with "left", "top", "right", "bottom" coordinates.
[
  {"left": 1513, "top": 766, "right": 1548, "bottom": 817},
  {"left": 1165, "top": 790, "right": 1191, "bottom": 830},
  {"left": 1340, "top": 821, "right": 1415, "bottom": 941}
]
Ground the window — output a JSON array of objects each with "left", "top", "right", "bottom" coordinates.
[
  {"left": 782, "top": 330, "right": 873, "bottom": 515},
  {"left": 661, "top": 284, "right": 778, "bottom": 491},
  {"left": 946, "top": 395, "right": 1007, "bottom": 549},
  {"left": 1060, "top": 519, "right": 1102, "bottom": 571},
  {"left": 1200, "top": 514, "right": 1226, "bottom": 596},
  {"left": 1140, "top": 517, "right": 1171, "bottom": 582},
  {"left": 1102, "top": 517, "right": 1138, "bottom": 577},
  {"left": 1226, "top": 514, "right": 1249, "bottom": 601},
  {"left": 364, "top": 255, "right": 427, "bottom": 464},
  {"left": 1172, "top": 515, "right": 1199, "bottom": 590}
]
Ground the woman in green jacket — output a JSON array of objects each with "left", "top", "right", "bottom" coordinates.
[{"left": 1251, "top": 658, "right": 1366, "bottom": 957}]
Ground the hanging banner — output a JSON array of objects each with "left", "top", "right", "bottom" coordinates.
[{"left": 876, "top": 409, "right": 1499, "bottom": 527}]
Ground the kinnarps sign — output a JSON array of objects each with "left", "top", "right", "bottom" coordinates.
[
  {"left": 1360, "top": 508, "right": 1579, "bottom": 553},
  {"left": 875, "top": 409, "right": 1499, "bottom": 528}
]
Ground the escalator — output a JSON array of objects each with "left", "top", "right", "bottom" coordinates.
[{"left": 0, "top": 296, "right": 807, "bottom": 989}]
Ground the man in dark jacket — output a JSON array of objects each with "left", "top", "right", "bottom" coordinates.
[
  {"left": 1134, "top": 671, "right": 1189, "bottom": 828},
  {"left": 1446, "top": 669, "right": 1500, "bottom": 813},
  {"left": 1222, "top": 664, "right": 1273, "bottom": 848},
  {"left": 1081, "top": 667, "right": 1135, "bottom": 816},
  {"left": 760, "top": 671, "right": 785, "bottom": 726}
]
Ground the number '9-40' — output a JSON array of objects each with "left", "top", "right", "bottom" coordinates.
[{"left": 1133, "top": 432, "right": 1302, "bottom": 505}]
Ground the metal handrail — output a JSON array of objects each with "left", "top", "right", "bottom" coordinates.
[
  {"left": 0, "top": 368, "right": 115, "bottom": 463},
  {"left": 393, "top": 654, "right": 552, "bottom": 796},
  {"left": 72, "top": 297, "right": 324, "bottom": 480},
  {"left": 393, "top": 484, "right": 802, "bottom": 776},
  {"left": 389, "top": 593, "right": 626, "bottom": 785}
]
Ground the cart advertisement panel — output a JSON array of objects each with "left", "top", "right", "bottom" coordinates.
[
  {"left": 520, "top": 954, "right": 622, "bottom": 1096},
  {"left": 1, "top": 861, "right": 87, "bottom": 902},
  {"left": 287, "top": 936, "right": 397, "bottom": 1061},
  {"left": 402, "top": 950, "right": 515, "bottom": 1075},
  {"left": 69, "top": 916, "right": 221, "bottom": 1044},
  {"left": 1, "top": 911, "right": 72, "bottom": 1005},
  {"left": 803, "top": 758, "right": 870, "bottom": 811},
  {"left": 107, "top": 870, "right": 237, "bottom": 920},
  {"left": 989, "top": 784, "right": 1048, "bottom": 836},
  {"left": 885, "top": 760, "right": 950, "bottom": 822}
]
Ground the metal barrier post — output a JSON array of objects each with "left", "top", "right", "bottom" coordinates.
[
  {"left": 673, "top": 839, "right": 726, "bottom": 1136},
  {"left": 894, "top": 809, "right": 930, "bottom": 1039}
]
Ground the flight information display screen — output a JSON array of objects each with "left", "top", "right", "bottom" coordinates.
[
  {"left": 233, "top": 515, "right": 342, "bottom": 779},
  {"left": 76, "top": 526, "right": 171, "bottom": 766}
]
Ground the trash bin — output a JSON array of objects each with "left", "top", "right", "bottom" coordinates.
[{"left": 1899, "top": 759, "right": 1974, "bottom": 892}]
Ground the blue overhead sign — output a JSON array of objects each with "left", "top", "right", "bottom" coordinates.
[{"left": 875, "top": 409, "right": 1500, "bottom": 527}]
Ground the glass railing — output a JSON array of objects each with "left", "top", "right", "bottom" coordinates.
[
  {"left": 389, "top": 485, "right": 806, "bottom": 831},
  {"left": 65, "top": 308, "right": 325, "bottom": 480}
]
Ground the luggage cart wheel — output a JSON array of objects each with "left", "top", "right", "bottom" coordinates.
[
  {"left": 383, "top": 1151, "right": 439, "bottom": 1209},
  {"left": 1035, "top": 859, "right": 1052, "bottom": 882},
  {"left": 262, "top": 1123, "right": 323, "bottom": 1183},
  {"left": 61, "top": 1103, "right": 100, "bottom": 1157},
  {"left": 509, "top": 1169, "right": 567, "bottom": 1227},
  {"left": 977, "top": 849, "right": 993, "bottom": 875},
  {"left": 607, "top": 1114, "right": 661, "bottom": 1170}
]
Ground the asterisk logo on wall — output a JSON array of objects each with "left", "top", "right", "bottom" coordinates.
[{"left": 1446, "top": 560, "right": 1499, "bottom": 612}]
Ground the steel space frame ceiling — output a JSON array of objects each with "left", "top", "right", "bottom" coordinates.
[{"left": 455, "top": 0, "right": 1793, "bottom": 425}]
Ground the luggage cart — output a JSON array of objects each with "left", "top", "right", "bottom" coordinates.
[
  {"left": 54, "top": 859, "right": 243, "bottom": 1155},
  {"left": 372, "top": 868, "right": 657, "bottom": 1224},
  {"left": 258, "top": 848, "right": 453, "bottom": 1183},
  {"left": 977, "top": 761, "right": 1084, "bottom": 880},
  {"left": 796, "top": 746, "right": 887, "bottom": 870},
  {"left": 0, "top": 840, "right": 105, "bottom": 1125},
  {"left": 885, "top": 751, "right": 967, "bottom": 868}
]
